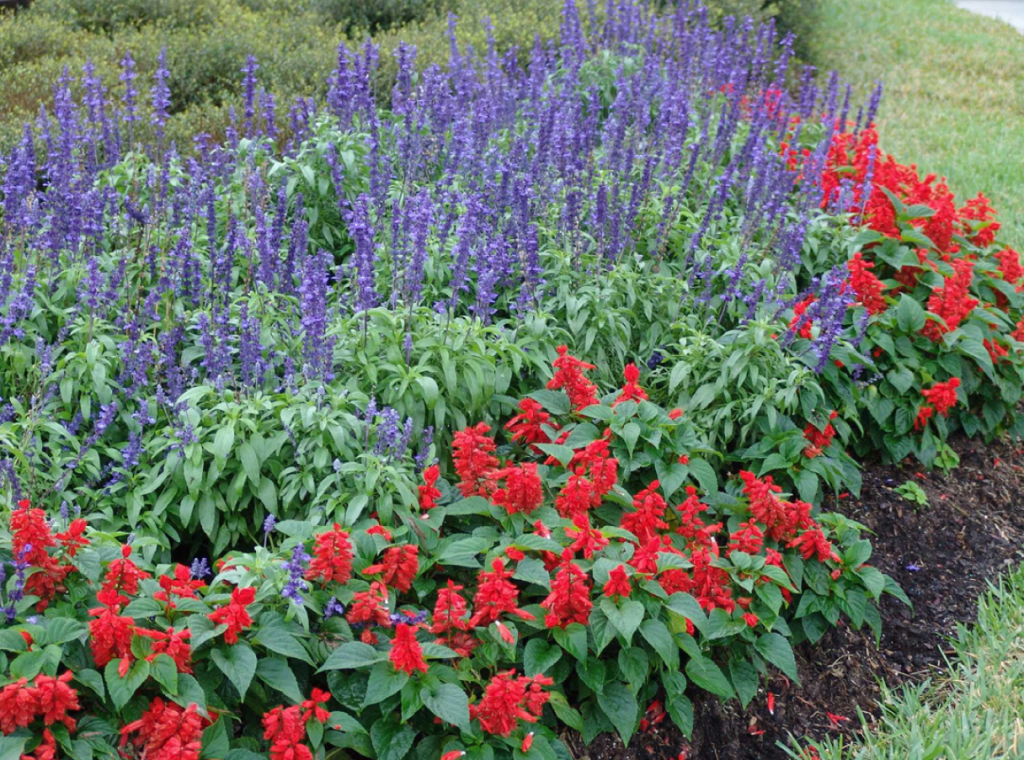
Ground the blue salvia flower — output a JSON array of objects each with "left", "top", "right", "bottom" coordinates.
[
  {"left": 241, "top": 55, "right": 260, "bottom": 134},
  {"left": 150, "top": 47, "right": 171, "bottom": 137},
  {"left": 281, "top": 544, "right": 311, "bottom": 604},
  {"left": 324, "top": 597, "right": 346, "bottom": 619},
  {"left": 190, "top": 557, "right": 211, "bottom": 580}
]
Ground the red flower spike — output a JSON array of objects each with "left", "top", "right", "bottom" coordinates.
[
  {"left": 418, "top": 465, "right": 442, "bottom": 511},
  {"left": 602, "top": 565, "right": 633, "bottom": 599},
  {"left": 389, "top": 623, "right": 428, "bottom": 675},
  {"left": 362, "top": 544, "right": 419, "bottom": 593},
  {"left": 548, "top": 346, "right": 599, "bottom": 410},
  {"left": 207, "top": 586, "right": 256, "bottom": 644},
  {"left": 452, "top": 423, "right": 499, "bottom": 497},
  {"left": 613, "top": 363, "right": 648, "bottom": 407},
  {"left": 306, "top": 524, "right": 354, "bottom": 585},
  {"left": 540, "top": 552, "right": 593, "bottom": 629}
]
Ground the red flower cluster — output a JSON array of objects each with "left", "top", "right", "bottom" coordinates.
[
  {"left": 613, "top": 363, "right": 649, "bottom": 406},
  {"left": 803, "top": 411, "right": 838, "bottom": 458},
  {"left": 922, "top": 259, "right": 979, "bottom": 341},
  {"left": 0, "top": 671, "right": 79, "bottom": 736},
  {"left": 621, "top": 480, "right": 670, "bottom": 545},
  {"left": 847, "top": 252, "right": 887, "bottom": 314},
  {"left": 469, "top": 671, "right": 552, "bottom": 736},
  {"left": 262, "top": 690, "right": 330, "bottom": 760},
  {"left": 418, "top": 464, "right": 442, "bottom": 511},
  {"left": 491, "top": 462, "right": 544, "bottom": 515},
  {"left": 136, "top": 626, "right": 193, "bottom": 673},
  {"left": 921, "top": 377, "right": 961, "bottom": 416},
  {"left": 452, "top": 422, "right": 499, "bottom": 497},
  {"left": 389, "top": 622, "right": 428, "bottom": 674},
  {"left": 540, "top": 551, "right": 593, "bottom": 628},
  {"left": 788, "top": 296, "right": 815, "bottom": 338},
  {"left": 603, "top": 565, "right": 633, "bottom": 598},
  {"left": 347, "top": 581, "right": 391, "bottom": 641},
  {"left": 120, "top": 699, "right": 204, "bottom": 760},
  {"left": 469, "top": 559, "right": 534, "bottom": 628},
  {"left": 10, "top": 502, "right": 76, "bottom": 608},
  {"left": 363, "top": 544, "right": 419, "bottom": 593},
  {"left": 154, "top": 564, "right": 205, "bottom": 614},
  {"left": 207, "top": 586, "right": 257, "bottom": 644},
  {"left": 306, "top": 524, "right": 353, "bottom": 584},
  {"left": 548, "top": 345, "right": 599, "bottom": 410},
  {"left": 505, "top": 398, "right": 558, "bottom": 449},
  {"left": 739, "top": 471, "right": 813, "bottom": 543}
]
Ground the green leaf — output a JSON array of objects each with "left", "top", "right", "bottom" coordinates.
[
  {"left": 528, "top": 390, "right": 571, "bottom": 416},
  {"left": 524, "top": 638, "right": 562, "bottom": 676},
  {"left": 552, "top": 623, "right": 588, "bottom": 661},
  {"left": 596, "top": 681, "right": 639, "bottom": 745},
  {"left": 665, "top": 593, "right": 708, "bottom": 634},
  {"left": 729, "top": 659, "right": 760, "bottom": 709},
  {"left": 39, "top": 618, "right": 86, "bottom": 646},
  {"left": 419, "top": 682, "right": 471, "bottom": 730},
  {"left": 370, "top": 716, "right": 415, "bottom": 760},
  {"left": 535, "top": 444, "right": 574, "bottom": 467},
  {"left": 896, "top": 294, "right": 926, "bottom": 332},
  {"left": 201, "top": 717, "right": 231, "bottom": 760},
  {"left": 105, "top": 659, "right": 151, "bottom": 710},
  {"left": 361, "top": 660, "right": 406, "bottom": 707},
  {"left": 210, "top": 423, "right": 236, "bottom": 459},
  {"left": 257, "top": 658, "right": 305, "bottom": 704},
  {"left": 639, "top": 618, "right": 678, "bottom": 669},
  {"left": 0, "top": 736, "right": 29, "bottom": 760},
  {"left": 755, "top": 633, "right": 799, "bottom": 683},
  {"left": 600, "top": 597, "right": 645, "bottom": 643},
  {"left": 238, "top": 442, "right": 261, "bottom": 486},
  {"left": 211, "top": 643, "right": 258, "bottom": 700},
  {"left": 320, "top": 641, "right": 386, "bottom": 671},
  {"left": 617, "top": 648, "right": 649, "bottom": 690},
  {"left": 416, "top": 376, "right": 439, "bottom": 408},
  {"left": 685, "top": 655, "right": 735, "bottom": 699},
  {"left": 150, "top": 653, "right": 179, "bottom": 696}
]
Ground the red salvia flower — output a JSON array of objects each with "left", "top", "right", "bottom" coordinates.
[
  {"left": 470, "top": 671, "right": 551, "bottom": 736},
  {"left": 103, "top": 545, "right": 151, "bottom": 596},
  {"left": 922, "top": 259, "right": 979, "bottom": 341},
  {"left": 728, "top": 521, "right": 765, "bottom": 555},
  {"left": 613, "top": 363, "right": 649, "bottom": 406},
  {"left": 621, "top": 480, "right": 669, "bottom": 544},
  {"left": 306, "top": 524, "right": 354, "bottom": 585},
  {"left": 55, "top": 519, "right": 90, "bottom": 558},
  {"left": 301, "top": 689, "right": 331, "bottom": 725},
  {"left": 505, "top": 398, "right": 558, "bottom": 448},
  {"left": 803, "top": 411, "right": 838, "bottom": 458},
  {"left": 565, "top": 514, "right": 609, "bottom": 559},
  {"left": 602, "top": 565, "right": 633, "bottom": 599},
  {"left": 547, "top": 346, "right": 599, "bottom": 410},
  {"left": 208, "top": 586, "right": 256, "bottom": 644},
  {"left": 491, "top": 462, "right": 544, "bottom": 515},
  {"left": 554, "top": 467, "right": 596, "bottom": 521},
  {"left": 996, "top": 247, "right": 1023, "bottom": 286},
  {"left": 452, "top": 423, "right": 500, "bottom": 497},
  {"left": 120, "top": 699, "right": 204, "bottom": 760},
  {"left": 347, "top": 581, "right": 391, "bottom": 628},
  {"left": 0, "top": 679, "right": 38, "bottom": 734},
  {"left": 847, "top": 252, "right": 887, "bottom": 314},
  {"left": 690, "top": 546, "right": 735, "bottom": 613},
  {"left": 788, "top": 296, "right": 815, "bottom": 339},
  {"left": 31, "top": 672, "right": 80, "bottom": 731},
  {"left": 137, "top": 626, "right": 193, "bottom": 673},
  {"left": 921, "top": 378, "right": 960, "bottom": 417},
  {"left": 960, "top": 192, "right": 1000, "bottom": 248},
  {"left": 363, "top": 544, "right": 419, "bottom": 593},
  {"left": 788, "top": 528, "right": 840, "bottom": 563},
  {"left": 11, "top": 504, "right": 56, "bottom": 566},
  {"left": 88, "top": 597, "right": 135, "bottom": 671},
  {"left": 389, "top": 623, "right": 428, "bottom": 675},
  {"left": 430, "top": 580, "right": 471, "bottom": 635},
  {"left": 914, "top": 405, "right": 935, "bottom": 431},
  {"left": 153, "top": 564, "right": 205, "bottom": 613},
  {"left": 263, "top": 704, "right": 312, "bottom": 760},
  {"left": 418, "top": 465, "right": 442, "bottom": 511},
  {"left": 469, "top": 559, "right": 534, "bottom": 627},
  {"left": 541, "top": 550, "right": 593, "bottom": 629}
]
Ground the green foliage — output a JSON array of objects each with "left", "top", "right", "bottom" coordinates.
[{"left": 894, "top": 480, "right": 928, "bottom": 508}]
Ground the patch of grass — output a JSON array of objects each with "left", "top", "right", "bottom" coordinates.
[
  {"left": 787, "top": 562, "right": 1024, "bottom": 759},
  {"left": 809, "top": 0, "right": 1024, "bottom": 249}
]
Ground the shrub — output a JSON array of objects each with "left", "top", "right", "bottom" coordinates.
[{"left": 0, "top": 353, "right": 904, "bottom": 759}]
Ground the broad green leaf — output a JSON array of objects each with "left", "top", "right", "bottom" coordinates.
[{"left": 211, "top": 643, "right": 257, "bottom": 699}]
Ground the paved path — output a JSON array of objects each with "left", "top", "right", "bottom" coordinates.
[{"left": 955, "top": 0, "right": 1024, "bottom": 31}]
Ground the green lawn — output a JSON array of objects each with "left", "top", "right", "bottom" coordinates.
[
  {"left": 787, "top": 563, "right": 1024, "bottom": 759},
  {"left": 808, "top": 0, "right": 1024, "bottom": 249}
]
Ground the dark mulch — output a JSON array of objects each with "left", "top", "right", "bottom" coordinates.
[{"left": 575, "top": 435, "right": 1024, "bottom": 760}]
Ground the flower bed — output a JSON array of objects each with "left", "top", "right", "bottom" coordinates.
[{"left": 0, "top": 354, "right": 905, "bottom": 760}]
